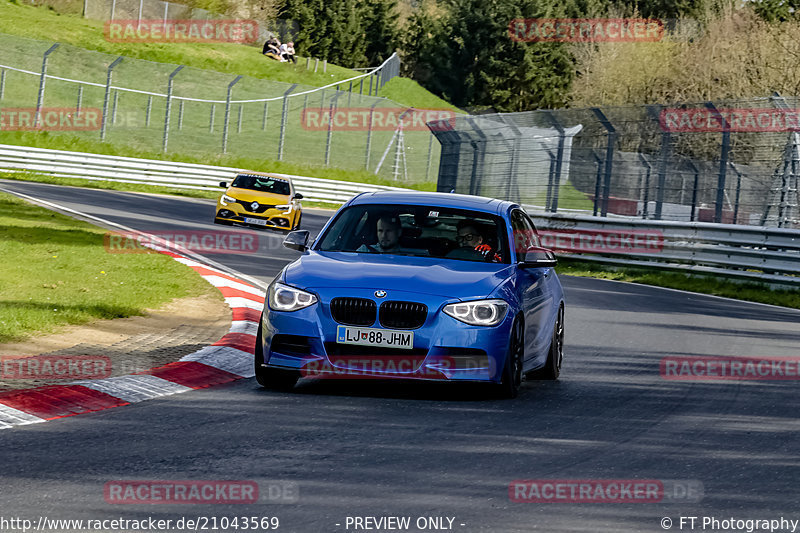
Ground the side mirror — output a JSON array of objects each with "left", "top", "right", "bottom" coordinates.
[
  {"left": 283, "top": 230, "right": 310, "bottom": 252},
  {"left": 293, "top": 193, "right": 304, "bottom": 200},
  {"left": 519, "top": 246, "right": 557, "bottom": 268},
  {"left": 219, "top": 181, "right": 228, "bottom": 188}
]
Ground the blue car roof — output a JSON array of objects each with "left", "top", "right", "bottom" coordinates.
[{"left": 348, "top": 191, "right": 515, "bottom": 215}]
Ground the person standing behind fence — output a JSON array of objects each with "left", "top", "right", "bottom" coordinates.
[{"left": 281, "top": 41, "right": 296, "bottom": 63}]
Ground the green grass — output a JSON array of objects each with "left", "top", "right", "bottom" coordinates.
[
  {"left": 0, "top": 1, "right": 361, "bottom": 87},
  {"left": 556, "top": 257, "right": 800, "bottom": 309},
  {"left": 0, "top": 2, "right": 457, "bottom": 182},
  {"left": 0, "top": 191, "right": 218, "bottom": 343},
  {"left": 377, "top": 77, "right": 460, "bottom": 112}
]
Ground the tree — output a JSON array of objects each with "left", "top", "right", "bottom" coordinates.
[
  {"left": 404, "top": 0, "right": 579, "bottom": 111},
  {"left": 280, "top": 0, "right": 368, "bottom": 67},
  {"left": 751, "top": 0, "right": 800, "bottom": 22},
  {"left": 363, "top": 0, "right": 401, "bottom": 65}
]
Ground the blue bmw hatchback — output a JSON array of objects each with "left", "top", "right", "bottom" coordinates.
[{"left": 255, "top": 191, "right": 565, "bottom": 398}]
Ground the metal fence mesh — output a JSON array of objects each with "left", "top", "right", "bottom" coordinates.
[
  {"left": 0, "top": 32, "right": 430, "bottom": 184},
  {"left": 432, "top": 99, "right": 800, "bottom": 228}
]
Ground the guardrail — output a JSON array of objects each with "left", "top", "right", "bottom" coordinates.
[
  {"left": 0, "top": 144, "right": 408, "bottom": 204},
  {"left": 2, "top": 141, "right": 797, "bottom": 286},
  {"left": 526, "top": 209, "right": 800, "bottom": 286}
]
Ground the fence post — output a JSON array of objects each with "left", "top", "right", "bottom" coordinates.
[
  {"left": 646, "top": 105, "right": 669, "bottom": 220},
  {"left": 683, "top": 159, "right": 699, "bottom": 222},
  {"left": 425, "top": 133, "right": 434, "bottom": 181},
  {"left": 639, "top": 153, "right": 652, "bottom": 219},
  {"left": 100, "top": 56, "right": 123, "bottom": 141},
  {"left": 138, "top": 0, "right": 143, "bottom": 26},
  {"left": 543, "top": 110, "right": 566, "bottom": 212},
  {"left": 323, "top": 59, "right": 327, "bottom": 73},
  {"left": 262, "top": 101, "right": 268, "bottom": 130},
  {"left": 178, "top": 100, "right": 184, "bottom": 130},
  {"left": 314, "top": 58, "right": 319, "bottom": 73},
  {"left": 592, "top": 150, "right": 603, "bottom": 216},
  {"left": 591, "top": 108, "right": 616, "bottom": 217},
  {"left": 497, "top": 115, "right": 523, "bottom": 202},
  {"left": 465, "top": 118, "right": 487, "bottom": 196},
  {"left": 364, "top": 100, "right": 381, "bottom": 170},
  {"left": 368, "top": 73, "right": 374, "bottom": 96},
  {"left": 347, "top": 81, "right": 353, "bottom": 107},
  {"left": 162, "top": 65, "right": 184, "bottom": 152},
  {"left": 324, "top": 92, "right": 342, "bottom": 167},
  {"left": 277, "top": 83, "right": 298, "bottom": 161},
  {"left": 34, "top": 43, "right": 60, "bottom": 127},
  {"left": 111, "top": 0, "right": 116, "bottom": 21},
  {"left": 76, "top": 85, "right": 83, "bottom": 113},
  {"left": 163, "top": 0, "right": 168, "bottom": 30},
  {"left": 145, "top": 95, "right": 152, "bottom": 126},
  {"left": 0, "top": 69, "right": 5, "bottom": 100},
  {"left": 730, "top": 162, "right": 743, "bottom": 224},
  {"left": 544, "top": 148, "right": 557, "bottom": 209},
  {"left": 111, "top": 90, "right": 119, "bottom": 124},
  {"left": 705, "top": 102, "right": 730, "bottom": 224},
  {"left": 237, "top": 104, "right": 243, "bottom": 134},
  {"left": 221, "top": 75, "right": 242, "bottom": 154},
  {"left": 209, "top": 104, "right": 215, "bottom": 133}
]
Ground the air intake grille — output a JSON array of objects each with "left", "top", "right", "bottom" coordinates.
[
  {"left": 330, "top": 297, "right": 376, "bottom": 326},
  {"left": 379, "top": 301, "right": 428, "bottom": 329}
]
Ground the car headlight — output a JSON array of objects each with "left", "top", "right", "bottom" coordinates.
[
  {"left": 220, "top": 194, "right": 236, "bottom": 205},
  {"left": 443, "top": 299, "right": 508, "bottom": 326},
  {"left": 268, "top": 282, "right": 317, "bottom": 312},
  {"left": 276, "top": 204, "right": 291, "bottom": 211}
]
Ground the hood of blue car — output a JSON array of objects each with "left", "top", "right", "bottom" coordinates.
[{"left": 283, "top": 251, "right": 513, "bottom": 299}]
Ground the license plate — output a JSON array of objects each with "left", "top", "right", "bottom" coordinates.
[
  {"left": 336, "top": 326, "right": 414, "bottom": 350},
  {"left": 244, "top": 217, "right": 267, "bottom": 226}
]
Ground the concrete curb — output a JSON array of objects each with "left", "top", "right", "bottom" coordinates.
[{"left": 0, "top": 251, "right": 263, "bottom": 430}]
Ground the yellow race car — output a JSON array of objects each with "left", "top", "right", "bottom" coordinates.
[{"left": 214, "top": 172, "right": 303, "bottom": 232}]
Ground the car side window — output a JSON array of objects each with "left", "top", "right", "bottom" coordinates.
[{"left": 510, "top": 210, "right": 540, "bottom": 257}]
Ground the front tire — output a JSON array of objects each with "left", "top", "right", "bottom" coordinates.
[
  {"left": 529, "top": 304, "right": 564, "bottom": 381},
  {"left": 254, "top": 320, "right": 299, "bottom": 390},
  {"left": 496, "top": 316, "right": 524, "bottom": 398}
]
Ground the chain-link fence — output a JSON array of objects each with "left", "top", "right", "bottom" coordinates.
[
  {"left": 0, "top": 32, "right": 429, "bottom": 184},
  {"left": 430, "top": 98, "right": 800, "bottom": 228}
]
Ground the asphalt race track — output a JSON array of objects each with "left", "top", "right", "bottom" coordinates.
[{"left": 2, "top": 180, "right": 799, "bottom": 533}]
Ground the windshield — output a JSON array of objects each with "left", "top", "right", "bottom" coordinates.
[
  {"left": 315, "top": 204, "right": 509, "bottom": 263},
  {"left": 232, "top": 174, "right": 291, "bottom": 196}
]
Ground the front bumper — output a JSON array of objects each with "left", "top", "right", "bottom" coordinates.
[
  {"left": 215, "top": 205, "right": 294, "bottom": 230},
  {"left": 259, "top": 289, "right": 514, "bottom": 383}
]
